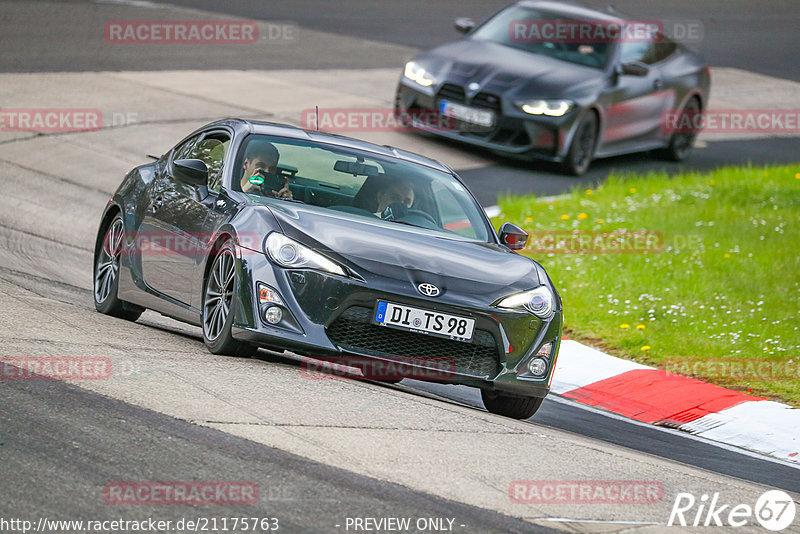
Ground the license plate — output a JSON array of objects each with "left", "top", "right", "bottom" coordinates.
[
  {"left": 374, "top": 301, "right": 475, "bottom": 342},
  {"left": 439, "top": 100, "right": 495, "bottom": 127}
]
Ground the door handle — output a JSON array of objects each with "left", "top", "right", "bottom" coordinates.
[{"left": 653, "top": 79, "right": 664, "bottom": 90}]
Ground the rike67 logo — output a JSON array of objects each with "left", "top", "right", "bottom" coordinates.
[{"left": 668, "top": 490, "right": 796, "bottom": 531}]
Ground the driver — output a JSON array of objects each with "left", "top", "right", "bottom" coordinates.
[
  {"left": 240, "top": 140, "right": 292, "bottom": 199},
  {"left": 375, "top": 180, "right": 414, "bottom": 217}
]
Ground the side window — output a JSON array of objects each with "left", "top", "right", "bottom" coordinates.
[
  {"left": 619, "top": 40, "right": 654, "bottom": 64},
  {"left": 649, "top": 36, "right": 677, "bottom": 64},
  {"left": 619, "top": 35, "right": 676, "bottom": 65},
  {"left": 185, "top": 132, "right": 230, "bottom": 192},
  {"left": 432, "top": 182, "right": 477, "bottom": 239},
  {"left": 172, "top": 134, "right": 200, "bottom": 162}
]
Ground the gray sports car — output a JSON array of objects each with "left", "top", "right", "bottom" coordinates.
[
  {"left": 395, "top": 0, "right": 710, "bottom": 174},
  {"left": 93, "top": 119, "right": 563, "bottom": 419}
]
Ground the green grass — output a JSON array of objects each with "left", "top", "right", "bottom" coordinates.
[{"left": 494, "top": 164, "right": 800, "bottom": 405}]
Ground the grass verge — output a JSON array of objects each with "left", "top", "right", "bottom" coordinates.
[{"left": 495, "top": 164, "right": 800, "bottom": 405}]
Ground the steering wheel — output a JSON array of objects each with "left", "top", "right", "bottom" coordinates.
[{"left": 404, "top": 209, "right": 438, "bottom": 226}]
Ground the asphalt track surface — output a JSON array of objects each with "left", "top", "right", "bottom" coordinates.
[
  {"left": 1, "top": 375, "right": 555, "bottom": 533},
  {"left": 1, "top": 1, "right": 799, "bottom": 532},
  {"left": 135, "top": 0, "right": 800, "bottom": 81}
]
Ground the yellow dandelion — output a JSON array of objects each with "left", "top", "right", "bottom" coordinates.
[
  {"left": 709, "top": 179, "right": 715, "bottom": 186},
  {"left": 585, "top": 189, "right": 593, "bottom": 195},
  {"left": 561, "top": 214, "right": 570, "bottom": 220},
  {"left": 796, "top": 172, "right": 800, "bottom": 179},
  {"left": 577, "top": 212, "right": 588, "bottom": 220},
  {"left": 629, "top": 187, "right": 637, "bottom": 194},
  {"left": 597, "top": 218, "right": 604, "bottom": 224},
  {"left": 641, "top": 345, "right": 651, "bottom": 351},
  {"left": 525, "top": 217, "right": 533, "bottom": 222},
  {"left": 724, "top": 253, "right": 731, "bottom": 258},
  {"left": 620, "top": 324, "right": 630, "bottom": 329},
  {"left": 636, "top": 324, "right": 645, "bottom": 330}
]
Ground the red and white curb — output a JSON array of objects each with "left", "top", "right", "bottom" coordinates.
[{"left": 551, "top": 340, "right": 800, "bottom": 464}]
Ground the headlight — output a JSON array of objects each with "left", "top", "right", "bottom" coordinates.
[
  {"left": 265, "top": 233, "right": 346, "bottom": 277},
  {"left": 404, "top": 61, "right": 435, "bottom": 87},
  {"left": 517, "top": 99, "right": 574, "bottom": 117},
  {"left": 496, "top": 286, "right": 554, "bottom": 318}
]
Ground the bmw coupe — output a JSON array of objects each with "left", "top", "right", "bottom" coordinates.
[
  {"left": 93, "top": 119, "right": 562, "bottom": 419},
  {"left": 395, "top": 0, "right": 710, "bottom": 175}
]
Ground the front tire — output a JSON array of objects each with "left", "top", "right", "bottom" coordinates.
[
  {"left": 202, "top": 240, "right": 259, "bottom": 358},
  {"left": 560, "top": 111, "right": 598, "bottom": 176},
  {"left": 481, "top": 390, "right": 544, "bottom": 419},
  {"left": 93, "top": 213, "right": 144, "bottom": 321}
]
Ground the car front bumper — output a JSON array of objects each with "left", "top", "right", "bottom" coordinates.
[
  {"left": 395, "top": 78, "right": 584, "bottom": 163},
  {"left": 233, "top": 247, "right": 562, "bottom": 398}
]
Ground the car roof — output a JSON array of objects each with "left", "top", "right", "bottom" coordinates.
[
  {"left": 515, "top": 0, "right": 626, "bottom": 23},
  {"left": 209, "top": 118, "right": 453, "bottom": 174}
]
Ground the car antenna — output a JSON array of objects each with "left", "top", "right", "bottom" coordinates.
[{"left": 315, "top": 105, "right": 319, "bottom": 131}]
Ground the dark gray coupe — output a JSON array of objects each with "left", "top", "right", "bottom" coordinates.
[
  {"left": 93, "top": 119, "right": 562, "bottom": 419},
  {"left": 395, "top": 0, "right": 710, "bottom": 174}
]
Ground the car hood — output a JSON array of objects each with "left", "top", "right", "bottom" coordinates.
[
  {"left": 419, "top": 39, "right": 606, "bottom": 99},
  {"left": 267, "top": 203, "right": 542, "bottom": 301}
]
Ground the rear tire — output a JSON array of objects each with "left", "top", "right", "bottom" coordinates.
[
  {"left": 656, "top": 97, "right": 701, "bottom": 162},
  {"left": 202, "top": 240, "right": 259, "bottom": 358},
  {"left": 560, "top": 111, "right": 598, "bottom": 176},
  {"left": 93, "top": 213, "right": 144, "bottom": 321},
  {"left": 481, "top": 389, "right": 544, "bottom": 419}
]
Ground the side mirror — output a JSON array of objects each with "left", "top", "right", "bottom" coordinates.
[
  {"left": 618, "top": 61, "right": 650, "bottom": 77},
  {"left": 454, "top": 17, "right": 475, "bottom": 34},
  {"left": 499, "top": 222, "right": 528, "bottom": 251},
  {"left": 173, "top": 158, "right": 208, "bottom": 187}
]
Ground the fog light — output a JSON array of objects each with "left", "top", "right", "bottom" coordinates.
[
  {"left": 528, "top": 357, "right": 548, "bottom": 377},
  {"left": 264, "top": 306, "right": 283, "bottom": 324}
]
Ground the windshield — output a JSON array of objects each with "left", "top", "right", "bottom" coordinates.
[
  {"left": 235, "top": 134, "right": 492, "bottom": 242},
  {"left": 470, "top": 6, "right": 613, "bottom": 69}
]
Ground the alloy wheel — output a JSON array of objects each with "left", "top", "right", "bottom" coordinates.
[{"left": 203, "top": 249, "right": 236, "bottom": 341}]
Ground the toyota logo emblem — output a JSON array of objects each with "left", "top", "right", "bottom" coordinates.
[
  {"left": 417, "top": 283, "right": 441, "bottom": 297},
  {"left": 467, "top": 82, "right": 480, "bottom": 91}
]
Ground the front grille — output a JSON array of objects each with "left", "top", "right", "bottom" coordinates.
[
  {"left": 326, "top": 306, "right": 500, "bottom": 378},
  {"left": 471, "top": 92, "right": 502, "bottom": 111},
  {"left": 437, "top": 83, "right": 466, "bottom": 103}
]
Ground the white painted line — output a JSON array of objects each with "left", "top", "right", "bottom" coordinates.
[
  {"left": 542, "top": 518, "right": 661, "bottom": 525},
  {"left": 547, "top": 394, "right": 800, "bottom": 470},
  {"left": 680, "top": 401, "right": 800, "bottom": 463},
  {"left": 92, "top": 0, "right": 161, "bottom": 7}
]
